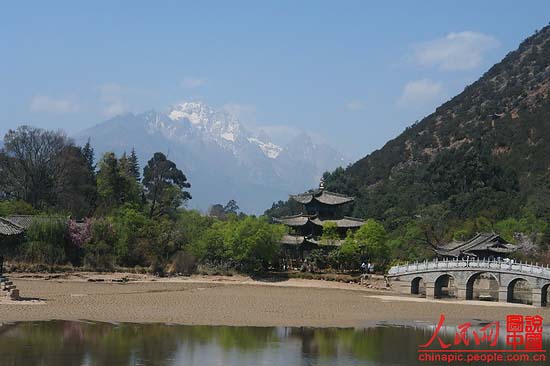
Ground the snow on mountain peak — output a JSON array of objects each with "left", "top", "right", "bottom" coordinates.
[
  {"left": 169, "top": 101, "right": 212, "bottom": 125},
  {"left": 247, "top": 137, "right": 282, "bottom": 159},
  {"left": 168, "top": 101, "right": 241, "bottom": 141},
  {"left": 166, "top": 101, "right": 285, "bottom": 158}
]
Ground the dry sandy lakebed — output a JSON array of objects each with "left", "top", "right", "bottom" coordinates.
[{"left": 1, "top": 273, "right": 549, "bottom": 327}]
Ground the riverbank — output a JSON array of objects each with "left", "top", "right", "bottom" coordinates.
[{"left": 0, "top": 273, "right": 548, "bottom": 327}]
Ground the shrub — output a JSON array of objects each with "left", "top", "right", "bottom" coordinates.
[
  {"left": 82, "top": 218, "right": 116, "bottom": 270},
  {"left": 166, "top": 250, "right": 197, "bottom": 275},
  {"left": 321, "top": 222, "right": 339, "bottom": 244},
  {"left": 0, "top": 200, "right": 35, "bottom": 216},
  {"left": 22, "top": 218, "right": 68, "bottom": 265}
]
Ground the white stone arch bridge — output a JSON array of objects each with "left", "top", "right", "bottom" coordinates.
[{"left": 388, "top": 258, "right": 550, "bottom": 307}]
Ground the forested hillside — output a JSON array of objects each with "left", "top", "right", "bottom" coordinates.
[{"left": 268, "top": 26, "right": 550, "bottom": 260}]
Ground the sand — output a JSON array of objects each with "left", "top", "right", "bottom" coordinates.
[{"left": 1, "top": 273, "right": 549, "bottom": 327}]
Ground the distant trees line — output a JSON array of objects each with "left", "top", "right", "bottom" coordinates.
[
  {"left": 0, "top": 126, "right": 284, "bottom": 273},
  {"left": 0, "top": 126, "right": 192, "bottom": 219},
  {"left": 0, "top": 126, "right": 394, "bottom": 274}
]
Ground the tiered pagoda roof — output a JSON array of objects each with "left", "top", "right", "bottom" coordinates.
[
  {"left": 273, "top": 214, "right": 364, "bottom": 229},
  {"left": 290, "top": 189, "right": 354, "bottom": 206},
  {"left": 310, "top": 216, "right": 364, "bottom": 228},
  {"left": 278, "top": 234, "right": 347, "bottom": 247},
  {"left": 280, "top": 234, "right": 306, "bottom": 246},
  {"left": 273, "top": 214, "right": 310, "bottom": 227}
]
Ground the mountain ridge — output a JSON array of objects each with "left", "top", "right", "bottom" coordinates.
[
  {"left": 77, "top": 101, "right": 347, "bottom": 213},
  {"left": 318, "top": 25, "right": 550, "bottom": 225}
]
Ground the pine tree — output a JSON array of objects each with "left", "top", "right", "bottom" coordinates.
[
  {"left": 119, "top": 151, "right": 128, "bottom": 172},
  {"left": 128, "top": 148, "right": 141, "bottom": 182},
  {"left": 82, "top": 138, "right": 96, "bottom": 175},
  {"left": 97, "top": 152, "right": 142, "bottom": 211},
  {"left": 79, "top": 138, "right": 98, "bottom": 215}
]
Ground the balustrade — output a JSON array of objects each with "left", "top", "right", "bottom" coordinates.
[{"left": 388, "top": 258, "right": 550, "bottom": 279}]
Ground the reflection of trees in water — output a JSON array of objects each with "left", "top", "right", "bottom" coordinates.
[
  {"left": 9, "top": 321, "right": 544, "bottom": 365},
  {"left": 0, "top": 322, "right": 87, "bottom": 366},
  {"left": 0, "top": 322, "right": 281, "bottom": 366},
  {"left": 289, "top": 326, "right": 432, "bottom": 364},
  {"left": 0, "top": 322, "right": 432, "bottom": 365}
]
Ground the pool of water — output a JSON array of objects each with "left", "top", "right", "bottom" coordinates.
[{"left": 0, "top": 320, "right": 548, "bottom": 365}]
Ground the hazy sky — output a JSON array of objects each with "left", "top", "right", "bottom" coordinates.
[{"left": 1, "top": 1, "right": 548, "bottom": 158}]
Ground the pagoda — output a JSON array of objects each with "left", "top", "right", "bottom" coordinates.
[{"left": 273, "top": 180, "right": 364, "bottom": 263}]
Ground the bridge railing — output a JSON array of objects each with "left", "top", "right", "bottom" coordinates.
[{"left": 388, "top": 258, "right": 550, "bottom": 277}]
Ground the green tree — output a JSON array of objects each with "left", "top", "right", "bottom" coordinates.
[
  {"left": 83, "top": 218, "right": 116, "bottom": 270},
  {"left": 177, "top": 210, "right": 215, "bottom": 251},
  {"left": 321, "top": 222, "right": 339, "bottom": 244},
  {"left": 354, "top": 219, "right": 389, "bottom": 263},
  {"left": 224, "top": 217, "right": 283, "bottom": 272},
  {"left": 0, "top": 126, "right": 94, "bottom": 215},
  {"left": 82, "top": 138, "right": 96, "bottom": 174},
  {"left": 109, "top": 206, "right": 155, "bottom": 266},
  {"left": 0, "top": 126, "right": 67, "bottom": 207},
  {"left": 208, "top": 204, "right": 226, "bottom": 220},
  {"left": 22, "top": 218, "right": 68, "bottom": 265},
  {"left": 57, "top": 145, "right": 97, "bottom": 217},
  {"left": 335, "top": 219, "right": 389, "bottom": 269},
  {"left": 128, "top": 148, "right": 140, "bottom": 181},
  {"left": 194, "top": 220, "right": 230, "bottom": 262},
  {"left": 96, "top": 152, "right": 141, "bottom": 212},
  {"left": 0, "top": 200, "right": 35, "bottom": 216},
  {"left": 223, "top": 200, "right": 239, "bottom": 215},
  {"left": 338, "top": 233, "right": 362, "bottom": 269},
  {"left": 413, "top": 204, "right": 451, "bottom": 247},
  {"left": 194, "top": 216, "right": 283, "bottom": 272},
  {"left": 143, "top": 152, "right": 191, "bottom": 218}
]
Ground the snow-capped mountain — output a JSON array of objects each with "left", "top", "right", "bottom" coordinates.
[
  {"left": 77, "top": 101, "right": 347, "bottom": 213},
  {"left": 168, "top": 102, "right": 243, "bottom": 146}
]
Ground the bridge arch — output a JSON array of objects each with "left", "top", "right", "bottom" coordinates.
[
  {"left": 465, "top": 272, "right": 499, "bottom": 301},
  {"left": 507, "top": 278, "right": 533, "bottom": 305},
  {"left": 411, "top": 276, "right": 425, "bottom": 296},
  {"left": 541, "top": 284, "right": 550, "bottom": 307},
  {"left": 434, "top": 274, "right": 457, "bottom": 299}
]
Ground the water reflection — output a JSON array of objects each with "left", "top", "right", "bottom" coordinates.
[{"left": 0, "top": 321, "right": 548, "bottom": 365}]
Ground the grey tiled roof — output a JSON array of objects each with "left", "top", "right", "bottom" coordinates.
[
  {"left": 0, "top": 215, "right": 68, "bottom": 237},
  {"left": 3, "top": 215, "right": 36, "bottom": 229},
  {"left": 280, "top": 235, "right": 306, "bottom": 245},
  {"left": 273, "top": 215, "right": 310, "bottom": 227},
  {"left": 311, "top": 216, "right": 365, "bottom": 228},
  {"left": 273, "top": 214, "right": 365, "bottom": 229},
  {"left": 279, "top": 235, "right": 344, "bottom": 247},
  {"left": 309, "top": 238, "right": 345, "bottom": 247},
  {"left": 0, "top": 218, "right": 24, "bottom": 236},
  {"left": 3, "top": 215, "right": 67, "bottom": 229},
  {"left": 435, "top": 233, "right": 518, "bottom": 257},
  {"left": 290, "top": 189, "right": 354, "bottom": 206}
]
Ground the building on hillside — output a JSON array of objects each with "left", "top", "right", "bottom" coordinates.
[
  {"left": 273, "top": 181, "right": 364, "bottom": 266},
  {"left": 434, "top": 232, "right": 518, "bottom": 260}
]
